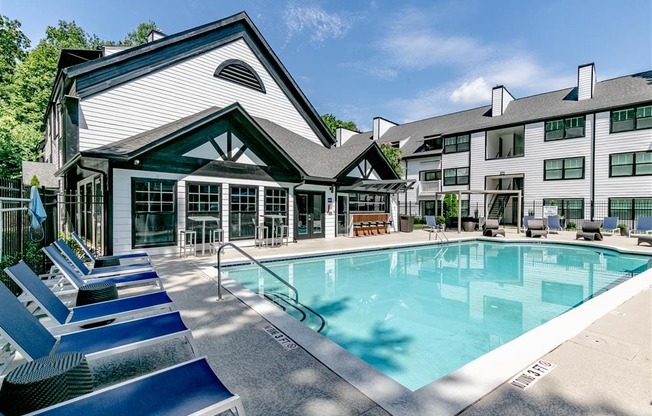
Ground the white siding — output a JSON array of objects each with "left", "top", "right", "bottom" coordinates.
[
  {"left": 593, "top": 111, "right": 652, "bottom": 202},
  {"left": 403, "top": 157, "right": 440, "bottom": 215},
  {"left": 112, "top": 168, "right": 297, "bottom": 256},
  {"left": 373, "top": 117, "right": 397, "bottom": 141},
  {"left": 578, "top": 64, "right": 595, "bottom": 101},
  {"left": 79, "top": 38, "right": 321, "bottom": 150},
  {"left": 469, "top": 132, "right": 486, "bottom": 216}
]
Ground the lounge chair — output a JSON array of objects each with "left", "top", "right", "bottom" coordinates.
[
  {"left": 576, "top": 221, "right": 604, "bottom": 241},
  {"left": 637, "top": 235, "right": 652, "bottom": 246},
  {"left": 71, "top": 231, "right": 151, "bottom": 267},
  {"left": 0, "top": 282, "right": 195, "bottom": 362},
  {"left": 482, "top": 219, "right": 505, "bottom": 237},
  {"left": 423, "top": 215, "right": 444, "bottom": 241},
  {"left": 54, "top": 240, "right": 153, "bottom": 277},
  {"left": 525, "top": 219, "right": 548, "bottom": 238},
  {"left": 522, "top": 215, "right": 534, "bottom": 230},
  {"left": 5, "top": 261, "right": 174, "bottom": 330},
  {"left": 601, "top": 217, "right": 619, "bottom": 235},
  {"left": 630, "top": 216, "right": 652, "bottom": 238},
  {"left": 546, "top": 215, "right": 563, "bottom": 232},
  {"left": 26, "top": 357, "right": 246, "bottom": 416},
  {"left": 43, "top": 246, "right": 163, "bottom": 290}
]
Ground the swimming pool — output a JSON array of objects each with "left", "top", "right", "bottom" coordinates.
[{"left": 223, "top": 241, "right": 651, "bottom": 391}]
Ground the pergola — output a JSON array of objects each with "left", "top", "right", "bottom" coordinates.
[{"left": 431, "top": 189, "right": 523, "bottom": 233}]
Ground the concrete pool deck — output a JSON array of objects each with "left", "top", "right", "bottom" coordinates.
[{"left": 150, "top": 228, "right": 651, "bottom": 416}]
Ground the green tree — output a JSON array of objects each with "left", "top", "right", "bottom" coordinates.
[
  {"left": 0, "top": 15, "right": 30, "bottom": 94},
  {"left": 121, "top": 21, "right": 158, "bottom": 46},
  {"left": 444, "top": 193, "right": 458, "bottom": 222},
  {"left": 379, "top": 143, "right": 403, "bottom": 177},
  {"left": 321, "top": 113, "right": 358, "bottom": 137}
]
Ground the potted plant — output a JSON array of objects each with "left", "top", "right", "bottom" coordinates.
[
  {"left": 436, "top": 216, "right": 446, "bottom": 230},
  {"left": 617, "top": 223, "right": 629, "bottom": 236},
  {"left": 566, "top": 221, "right": 576, "bottom": 230}
]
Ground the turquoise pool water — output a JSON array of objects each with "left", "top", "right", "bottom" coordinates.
[{"left": 224, "top": 241, "right": 651, "bottom": 391}]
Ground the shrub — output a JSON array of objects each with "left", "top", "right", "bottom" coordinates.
[
  {"left": 436, "top": 216, "right": 446, "bottom": 225},
  {"left": 566, "top": 221, "right": 576, "bottom": 230}
]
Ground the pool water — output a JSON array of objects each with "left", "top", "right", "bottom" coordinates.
[{"left": 224, "top": 241, "right": 651, "bottom": 391}]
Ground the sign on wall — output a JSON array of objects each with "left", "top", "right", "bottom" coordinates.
[{"left": 542, "top": 205, "right": 558, "bottom": 217}]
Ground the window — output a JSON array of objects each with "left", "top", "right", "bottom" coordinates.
[
  {"left": 443, "top": 167, "right": 469, "bottom": 186},
  {"left": 609, "top": 198, "right": 652, "bottom": 222},
  {"left": 420, "top": 170, "right": 441, "bottom": 181},
  {"left": 420, "top": 200, "right": 440, "bottom": 216},
  {"left": 214, "top": 59, "right": 266, "bottom": 93},
  {"left": 444, "top": 134, "right": 470, "bottom": 153},
  {"left": 264, "top": 188, "right": 288, "bottom": 230},
  {"left": 460, "top": 199, "right": 470, "bottom": 217},
  {"left": 229, "top": 186, "right": 258, "bottom": 239},
  {"left": 543, "top": 199, "right": 584, "bottom": 220},
  {"left": 611, "top": 105, "right": 652, "bottom": 132},
  {"left": 544, "top": 116, "right": 585, "bottom": 141},
  {"left": 422, "top": 137, "right": 443, "bottom": 151},
  {"left": 186, "top": 183, "right": 221, "bottom": 242},
  {"left": 132, "top": 178, "right": 176, "bottom": 248},
  {"left": 348, "top": 193, "right": 386, "bottom": 212},
  {"left": 610, "top": 151, "right": 652, "bottom": 177},
  {"left": 544, "top": 157, "right": 584, "bottom": 180}
]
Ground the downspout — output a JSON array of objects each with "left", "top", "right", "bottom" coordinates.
[
  {"left": 77, "top": 160, "right": 109, "bottom": 254},
  {"left": 590, "top": 112, "right": 596, "bottom": 220},
  {"left": 292, "top": 180, "right": 306, "bottom": 242},
  {"left": 404, "top": 159, "right": 408, "bottom": 214}
]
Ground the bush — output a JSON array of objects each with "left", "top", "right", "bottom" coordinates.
[
  {"left": 413, "top": 216, "right": 426, "bottom": 225},
  {"left": 566, "top": 221, "right": 576, "bottom": 230},
  {"left": 436, "top": 216, "right": 446, "bottom": 225}
]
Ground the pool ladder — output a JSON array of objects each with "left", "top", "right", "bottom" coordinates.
[{"left": 215, "top": 242, "right": 327, "bottom": 333}]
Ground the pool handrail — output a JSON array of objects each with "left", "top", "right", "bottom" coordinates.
[{"left": 215, "top": 242, "right": 299, "bottom": 302}]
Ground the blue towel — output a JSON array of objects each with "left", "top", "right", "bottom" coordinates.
[{"left": 28, "top": 186, "right": 47, "bottom": 229}]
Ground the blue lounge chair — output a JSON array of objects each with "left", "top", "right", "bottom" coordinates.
[
  {"left": 601, "top": 217, "right": 619, "bottom": 235},
  {"left": 5, "top": 261, "right": 174, "bottom": 330},
  {"left": 54, "top": 240, "right": 153, "bottom": 277},
  {"left": 522, "top": 215, "right": 534, "bottom": 230},
  {"left": 630, "top": 216, "right": 652, "bottom": 238},
  {"left": 0, "top": 282, "right": 195, "bottom": 362},
  {"left": 26, "top": 357, "right": 246, "bottom": 416},
  {"left": 546, "top": 215, "right": 563, "bottom": 232},
  {"left": 71, "top": 231, "right": 151, "bottom": 266},
  {"left": 43, "top": 246, "right": 163, "bottom": 290}
]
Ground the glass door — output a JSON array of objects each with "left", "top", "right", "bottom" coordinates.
[
  {"left": 295, "top": 192, "right": 324, "bottom": 239},
  {"left": 337, "top": 195, "right": 349, "bottom": 236}
]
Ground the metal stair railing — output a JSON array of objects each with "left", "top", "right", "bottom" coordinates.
[{"left": 215, "top": 242, "right": 298, "bottom": 302}]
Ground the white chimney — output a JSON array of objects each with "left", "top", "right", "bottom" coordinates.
[
  {"left": 336, "top": 127, "right": 358, "bottom": 146},
  {"left": 372, "top": 117, "right": 397, "bottom": 141},
  {"left": 578, "top": 63, "right": 596, "bottom": 100},
  {"left": 491, "top": 85, "right": 514, "bottom": 117},
  {"left": 146, "top": 29, "right": 166, "bottom": 43}
]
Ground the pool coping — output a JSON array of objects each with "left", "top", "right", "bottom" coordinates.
[{"left": 216, "top": 238, "right": 652, "bottom": 415}]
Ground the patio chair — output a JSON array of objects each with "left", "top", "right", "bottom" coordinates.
[
  {"left": 71, "top": 231, "right": 151, "bottom": 267},
  {"left": 54, "top": 240, "right": 153, "bottom": 277},
  {"left": 0, "top": 282, "right": 195, "bottom": 362},
  {"left": 43, "top": 246, "right": 164, "bottom": 291},
  {"left": 5, "top": 261, "right": 174, "bottom": 330},
  {"left": 522, "top": 215, "right": 535, "bottom": 231},
  {"left": 423, "top": 216, "right": 445, "bottom": 241},
  {"left": 546, "top": 215, "right": 563, "bottom": 232},
  {"left": 601, "top": 217, "right": 619, "bottom": 235},
  {"left": 637, "top": 235, "right": 652, "bottom": 246},
  {"left": 26, "top": 357, "right": 246, "bottom": 416},
  {"left": 482, "top": 219, "right": 505, "bottom": 237},
  {"left": 525, "top": 219, "right": 548, "bottom": 238},
  {"left": 630, "top": 216, "right": 652, "bottom": 237},
  {"left": 576, "top": 221, "right": 603, "bottom": 241}
]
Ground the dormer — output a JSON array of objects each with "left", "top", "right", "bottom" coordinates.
[
  {"left": 578, "top": 63, "right": 596, "bottom": 100},
  {"left": 146, "top": 29, "right": 166, "bottom": 43},
  {"left": 372, "top": 117, "right": 398, "bottom": 141},
  {"left": 491, "top": 85, "right": 514, "bottom": 117},
  {"left": 336, "top": 127, "right": 359, "bottom": 146}
]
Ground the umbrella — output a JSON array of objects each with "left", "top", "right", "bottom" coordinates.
[{"left": 28, "top": 186, "right": 47, "bottom": 241}]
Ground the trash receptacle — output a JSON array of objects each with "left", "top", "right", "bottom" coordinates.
[{"left": 399, "top": 215, "right": 414, "bottom": 232}]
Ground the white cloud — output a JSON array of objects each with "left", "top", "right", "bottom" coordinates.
[
  {"left": 449, "top": 77, "right": 491, "bottom": 104},
  {"left": 282, "top": 3, "right": 356, "bottom": 44},
  {"left": 387, "top": 88, "right": 452, "bottom": 122}
]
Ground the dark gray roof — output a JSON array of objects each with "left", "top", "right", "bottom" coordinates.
[
  {"left": 83, "top": 104, "right": 381, "bottom": 180},
  {"left": 344, "top": 71, "right": 652, "bottom": 158},
  {"left": 22, "top": 161, "right": 59, "bottom": 188}
]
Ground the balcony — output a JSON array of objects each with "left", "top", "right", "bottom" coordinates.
[
  {"left": 418, "top": 180, "right": 441, "bottom": 195},
  {"left": 486, "top": 126, "right": 525, "bottom": 160}
]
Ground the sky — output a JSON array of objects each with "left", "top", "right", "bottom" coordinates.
[{"left": 1, "top": 0, "right": 651, "bottom": 131}]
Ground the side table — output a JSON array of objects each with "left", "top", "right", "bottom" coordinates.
[{"left": 0, "top": 352, "right": 93, "bottom": 416}]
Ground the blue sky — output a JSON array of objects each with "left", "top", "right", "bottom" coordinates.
[{"left": 1, "top": 0, "right": 650, "bottom": 131}]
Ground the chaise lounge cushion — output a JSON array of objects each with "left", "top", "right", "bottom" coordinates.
[
  {"left": 526, "top": 220, "right": 548, "bottom": 238},
  {"left": 482, "top": 219, "right": 505, "bottom": 237},
  {"left": 576, "top": 221, "right": 604, "bottom": 241},
  {"left": 637, "top": 235, "right": 652, "bottom": 246}
]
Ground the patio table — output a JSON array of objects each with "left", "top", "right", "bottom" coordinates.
[
  {"left": 188, "top": 216, "right": 220, "bottom": 255},
  {"left": 263, "top": 214, "right": 288, "bottom": 247}
]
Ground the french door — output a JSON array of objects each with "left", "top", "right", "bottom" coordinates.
[{"left": 295, "top": 192, "right": 324, "bottom": 239}]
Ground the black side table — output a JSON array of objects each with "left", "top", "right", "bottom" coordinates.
[
  {"left": 76, "top": 281, "right": 118, "bottom": 306},
  {"left": 93, "top": 256, "right": 120, "bottom": 268},
  {"left": 0, "top": 352, "right": 93, "bottom": 416}
]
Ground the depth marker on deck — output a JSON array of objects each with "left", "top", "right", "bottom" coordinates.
[
  {"left": 509, "top": 359, "right": 557, "bottom": 390},
  {"left": 264, "top": 325, "right": 298, "bottom": 351}
]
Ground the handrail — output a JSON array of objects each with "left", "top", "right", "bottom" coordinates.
[{"left": 216, "top": 242, "right": 298, "bottom": 302}]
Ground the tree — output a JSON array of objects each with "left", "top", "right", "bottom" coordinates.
[
  {"left": 380, "top": 143, "right": 403, "bottom": 177},
  {"left": 121, "top": 21, "right": 158, "bottom": 46},
  {"left": 444, "top": 194, "right": 458, "bottom": 222},
  {"left": 0, "top": 15, "right": 30, "bottom": 92},
  {"left": 321, "top": 113, "right": 358, "bottom": 137}
]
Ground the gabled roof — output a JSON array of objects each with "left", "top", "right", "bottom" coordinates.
[
  {"left": 57, "top": 12, "right": 335, "bottom": 147},
  {"left": 344, "top": 71, "right": 652, "bottom": 158},
  {"left": 83, "top": 104, "right": 400, "bottom": 182}
]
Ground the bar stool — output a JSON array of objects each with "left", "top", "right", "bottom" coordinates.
[
  {"left": 276, "top": 222, "right": 289, "bottom": 246},
  {"left": 179, "top": 230, "right": 197, "bottom": 257},
  {"left": 252, "top": 218, "right": 268, "bottom": 248},
  {"left": 209, "top": 228, "right": 224, "bottom": 255}
]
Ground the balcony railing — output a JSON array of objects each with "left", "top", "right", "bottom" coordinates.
[{"left": 419, "top": 180, "right": 441, "bottom": 194}]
